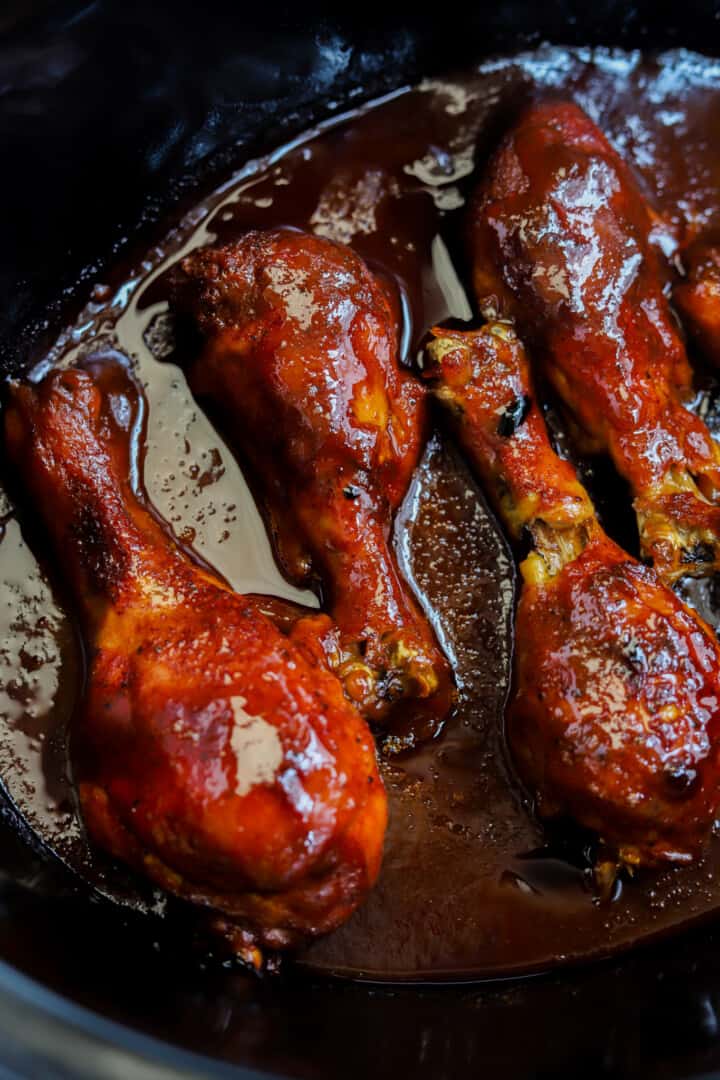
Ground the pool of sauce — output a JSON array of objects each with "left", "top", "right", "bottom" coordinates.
[{"left": 5, "top": 45, "right": 720, "bottom": 982}]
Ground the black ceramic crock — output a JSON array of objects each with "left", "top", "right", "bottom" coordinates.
[{"left": 4, "top": 3, "right": 720, "bottom": 1077}]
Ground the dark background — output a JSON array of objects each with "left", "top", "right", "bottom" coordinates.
[
  {"left": 4, "top": 0, "right": 720, "bottom": 373},
  {"left": 3, "top": 2, "right": 720, "bottom": 1077}
]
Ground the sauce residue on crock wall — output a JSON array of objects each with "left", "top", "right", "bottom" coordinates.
[{"left": 5, "top": 46, "right": 720, "bottom": 980}]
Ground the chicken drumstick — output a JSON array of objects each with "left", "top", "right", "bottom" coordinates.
[
  {"left": 179, "top": 229, "right": 453, "bottom": 740},
  {"left": 471, "top": 101, "right": 720, "bottom": 584},
  {"left": 675, "top": 237, "right": 720, "bottom": 367},
  {"left": 4, "top": 360, "right": 387, "bottom": 960},
  {"left": 426, "top": 321, "right": 720, "bottom": 867}
]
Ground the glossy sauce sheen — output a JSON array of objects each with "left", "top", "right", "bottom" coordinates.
[{"left": 6, "top": 47, "right": 720, "bottom": 980}]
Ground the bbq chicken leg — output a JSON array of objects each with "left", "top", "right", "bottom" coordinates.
[
  {"left": 178, "top": 229, "right": 453, "bottom": 743},
  {"left": 4, "top": 360, "right": 387, "bottom": 960},
  {"left": 675, "top": 238, "right": 720, "bottom": 367},
  {"left": 471, "top": 101, "right": 720, "bottom": 585},
  {"left": 426, "top": 321, "right": 720, "bottom": 867}
]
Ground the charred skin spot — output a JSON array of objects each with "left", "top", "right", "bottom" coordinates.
[
  {"left": 70, "top": 489, "right": 130, "bottom": 600},
  {"left": 497, "top": 394, "right": 531, "bottom": 438},
  {"left": 620, "top": 635, "right": 646, "bottom": 672},
  {"left": 680, "top": 541, "right": 716, "bottom": 566},
  {"left": 663, "top": 765, "right": 700, "bottom": 799}
]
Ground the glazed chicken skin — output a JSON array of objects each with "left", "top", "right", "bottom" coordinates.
[
  {"left": 179, "top": 228, "right": 453, "bottom": 743},
  {"left": 675, "top": 239, "right": 720, "bottom": 366},
  {"left": 471, "top": 101, "right": 720, "bottom": 585},
  {"left": 4, "top": 360, "right": 387, "bottom": 961},
  {"left": 426, "top": 322, "right": 720, "bottom": 867}
]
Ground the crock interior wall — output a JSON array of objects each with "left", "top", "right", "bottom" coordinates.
[{"left": 3, "top": 3, "right": 720, "bottom": 1078}]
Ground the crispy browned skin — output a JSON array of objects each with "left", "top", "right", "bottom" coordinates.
[
  {"left": 4, "top": 361, "right": 387, "bottom": 959},
  {"left": 471, "top": 101, "right": 720, "bottom": 585},
  {"left": 675, "top": 239, "right": 720, "bottom": 366},
  {"left": 179, "top": 229, "right": 453, "bottom": 743},
  {"left": 426, "top": 323, "right": 720, "bottom": 867}
]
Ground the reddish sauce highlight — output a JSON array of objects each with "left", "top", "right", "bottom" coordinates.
[{"left": 5, "top": 46, "right": 720, "bottom": 981}]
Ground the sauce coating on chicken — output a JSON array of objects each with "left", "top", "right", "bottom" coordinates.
[
  {"left": 426, "top": 323, "right": 720, "bottom": 866},
  {"left": 179, "top": 228, "right": 453, "bottom": 746},
  {"left": 4, "top": 361, "right": 387, "bottom": 961},
  {"left": 471, "top": 101, "right": 720, "bottom": 584},
  {"left": 675, "top": 239, "right": 720, "bottom": 367}
]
